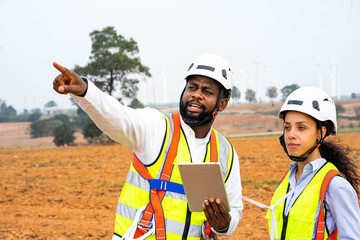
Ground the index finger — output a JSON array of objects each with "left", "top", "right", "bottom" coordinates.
[{"left": 53, "top": 62, "right": 70, "bottom": 76}]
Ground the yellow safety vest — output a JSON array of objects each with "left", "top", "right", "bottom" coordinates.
[
  {"left": 113, "top": 112, "right": 234, "bottom": 240},
  {"left": 266, "top": 162, "right": 339, "bottom": 240}
]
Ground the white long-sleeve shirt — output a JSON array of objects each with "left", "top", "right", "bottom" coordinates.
[{"left": 72, "top": 80, "right": 243, "bottom": 235}]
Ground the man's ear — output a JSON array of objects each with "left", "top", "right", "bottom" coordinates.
[{"left": 218, "top": 98, "right": 229, "bottom": 112}]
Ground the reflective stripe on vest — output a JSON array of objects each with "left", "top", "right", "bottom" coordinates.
[
  {"left": 266, "top": 162, "right": 341, "bottom": 240},
  {"left": 113, "top": 112, "right": 234, "bottom": 239}
]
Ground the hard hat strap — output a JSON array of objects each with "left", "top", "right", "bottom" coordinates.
[{"left": 279, "top": 129, "right": 326, "bottom": 162}]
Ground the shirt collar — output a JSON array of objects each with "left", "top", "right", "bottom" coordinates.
[
  {"left": 289, "top": 158, "right": 327, "bottom": 173},
  {"left": 180, "top": 115, "right": 212, "bottom": 141}
]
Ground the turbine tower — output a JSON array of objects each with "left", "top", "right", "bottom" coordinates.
[
  {"left": 253, "top": 58, "right": 260, "bottom": 101},
  {"left": 157, "top": 67, "right": 167, "bottom": 104},
  {"left": 331, "top": 58, "right": 340, "bottom": 100},
  {"left": 141, "top": 77, "right": 147, "bottom": 106},
  {"left": 238, "top": 69, "right": 246, "bottom": 102},
  {"left": 314, "top": 57, "right": 322, "bottom": 90},
  {"left": 263, "top": 65, "right": 270, "bottom": 102}
]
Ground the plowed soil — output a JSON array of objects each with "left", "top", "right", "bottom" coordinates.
[
  {"left": 1, "top": 99, "right": 360, "bottom": 239},
  {"left": 1, "top": 132, "right": 360, "bottom": 239}
]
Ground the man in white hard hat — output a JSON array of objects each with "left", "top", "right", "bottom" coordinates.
[{"left": 52, "top": 53, "right": 243, "bottom": 239}]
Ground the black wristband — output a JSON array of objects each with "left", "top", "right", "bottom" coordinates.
[{"left": 78, "top": 77, "right": 88, "bottom": 97}]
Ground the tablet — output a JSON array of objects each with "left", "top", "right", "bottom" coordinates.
[{"left": 178, "top": 162, "right": 230, "bottom": 212}]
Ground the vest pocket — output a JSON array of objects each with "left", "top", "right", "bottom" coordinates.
[{"left": 286, "top": 216, "right": 315, "bottom": 239}]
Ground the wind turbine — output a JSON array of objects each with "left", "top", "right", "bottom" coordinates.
[
  {"left": 142, "top": 77, "right": 147, "bottom": 106},
  {"left": 314, "top": 57, "right": 322, "bottom": 90},
  {"left": 263, "top": 65, "right": 270, "bottom": 102},
  {"left": 162, "top": 69, "right": 168, "bottom": 104},
  {"left": 157, "top": 67, "right": 168, "bottom": 104},
  {"left": 137, "top": 71, "right": 148, "bottom": 105},
  {"left": 238, "top": 69, "right": 246, "bottom": 102},
  {"left": 331, "top": 58, "right": 340, "bottom": 100},
  {"left": 253, "top": 58, "right": 260, "bottom": 101}
]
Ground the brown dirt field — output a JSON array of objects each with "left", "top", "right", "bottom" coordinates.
[
  {"left": 1, "top": 133, "right": 360, "bottom": 239},
  {"left": 0, "top": 99, "right": 359, "bottom": 239}
]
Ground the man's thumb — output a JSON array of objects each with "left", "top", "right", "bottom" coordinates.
[{"left": 57, "top": 85, "right": 67, "bottom": 94}]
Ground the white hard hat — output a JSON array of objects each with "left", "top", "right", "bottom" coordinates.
[
  {"left": 184, "top": 53, "right": 233, "bottom": 90},
  {"left": 279, "top": 87, "right": 337, "bottom": 135}
]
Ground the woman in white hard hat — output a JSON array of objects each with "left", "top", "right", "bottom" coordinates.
[{"left": 266, "top": 87, "right": 360, "bottom": 239}]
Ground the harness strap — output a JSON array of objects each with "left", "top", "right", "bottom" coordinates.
[
  {"left": 315, "top": 169, "right": 343, "bottom": 240},
  {"left": 132, "top": 113, "right": 181, "bottom": 239},
  {"left": 210, "top": 130, "right": 217, "bottom": 163},
  {"left": 148, "top": 179, "right": 185, "bottom": 194}
]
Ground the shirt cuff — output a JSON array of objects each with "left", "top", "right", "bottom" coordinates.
[{"left": 77, "top": 77, "right": 88, "bottom": 97}]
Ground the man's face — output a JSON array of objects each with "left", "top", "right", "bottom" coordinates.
[{"left": 180, "top": 75, "right": 221, "bottom": 124}]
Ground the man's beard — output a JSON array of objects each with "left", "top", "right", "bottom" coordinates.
[{"left": 179, "top": 99, "right": 213, "bottom": 127}]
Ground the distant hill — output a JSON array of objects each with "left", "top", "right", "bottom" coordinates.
[{"left": 0, "top": 99, "right": 359, "bottom": 149}]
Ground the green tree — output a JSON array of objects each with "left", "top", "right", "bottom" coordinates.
[
  {"left": 28, "top": 110, "right": 42, "bottom": 122},
  {"left": 45, "top": 100, "right": 57, "bottom": 108},
  {"left": 73, "top": 26, "right": 151, "bottom": 102},
  {"left": 266, "top": 86, "right": 278, "bottom": 102},
  {"left": 30, "top": 119, "right": 46, "bottom": 137},
  {"left": 128, "top": 98, "right": 145, "bottom": 109},
  {"left": 355, "top": 107, "right": 360, "bottom": 119},
  {"left": 30, "top": 119, "right": 63, "bottom": 138},
  {"left": 335, "top": 103, "right": 345, "bottom": 117},
  {"left": 0, "top": 99, "right": 6, "bottom": 112},
  {"left": 83, "top": 118, "right": 102, "bottom": 140},
  {"left": 0, "top": 103, "right": 17, "bottom": 122},
  {"left": 231, "top": 86, "right": 241, "bottom": 103},
  {"left": 13, "top": 111, "right": 30, "bottom": 122},
  {"left": 245, "top": 89, "right": 257, "bottom": 103},
  {"left": 82, "top": 118, "right": 115, "bottom": 145},
  {"left": 53, "top": 114, "right": 70, "bottom": 125},
  {"left": 71, "top": 108, "right": 88, "bottom": 129},
  {"left": 69, "top": 98, "right": 89, "bottom": 128},
  {"left": 53, "top": 123, "right": 75, "bottom": 146},
  {"left": 281, "top": 84, "right": 300, "bottom": 101}
]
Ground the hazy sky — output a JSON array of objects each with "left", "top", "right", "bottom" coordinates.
[{"left": 0, "top": 0, "right": 359, "bottom": 113}]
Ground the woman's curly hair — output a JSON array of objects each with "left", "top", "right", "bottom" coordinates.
[{"left": 320, "top": 137, "right": 360, "bottom": 197}]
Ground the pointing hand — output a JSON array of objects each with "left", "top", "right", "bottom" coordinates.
[{"left": 53, "top": 62, "right": 87, "bottom": 96}]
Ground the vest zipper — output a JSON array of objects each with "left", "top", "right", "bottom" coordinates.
[
  {"left": 281, "top": 214, "right": 288, "bottom": 240},
  {"left": 182, "top": 206, "right": 192, "bottom": 239}
]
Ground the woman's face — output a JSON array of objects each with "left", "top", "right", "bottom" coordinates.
[{"left": 283, "top": 111, "right": 322, "bottom": 161}]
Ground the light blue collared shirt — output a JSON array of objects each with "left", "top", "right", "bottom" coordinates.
[{"left": 285, "top": 158, "right": 360, "bottom": 239}]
